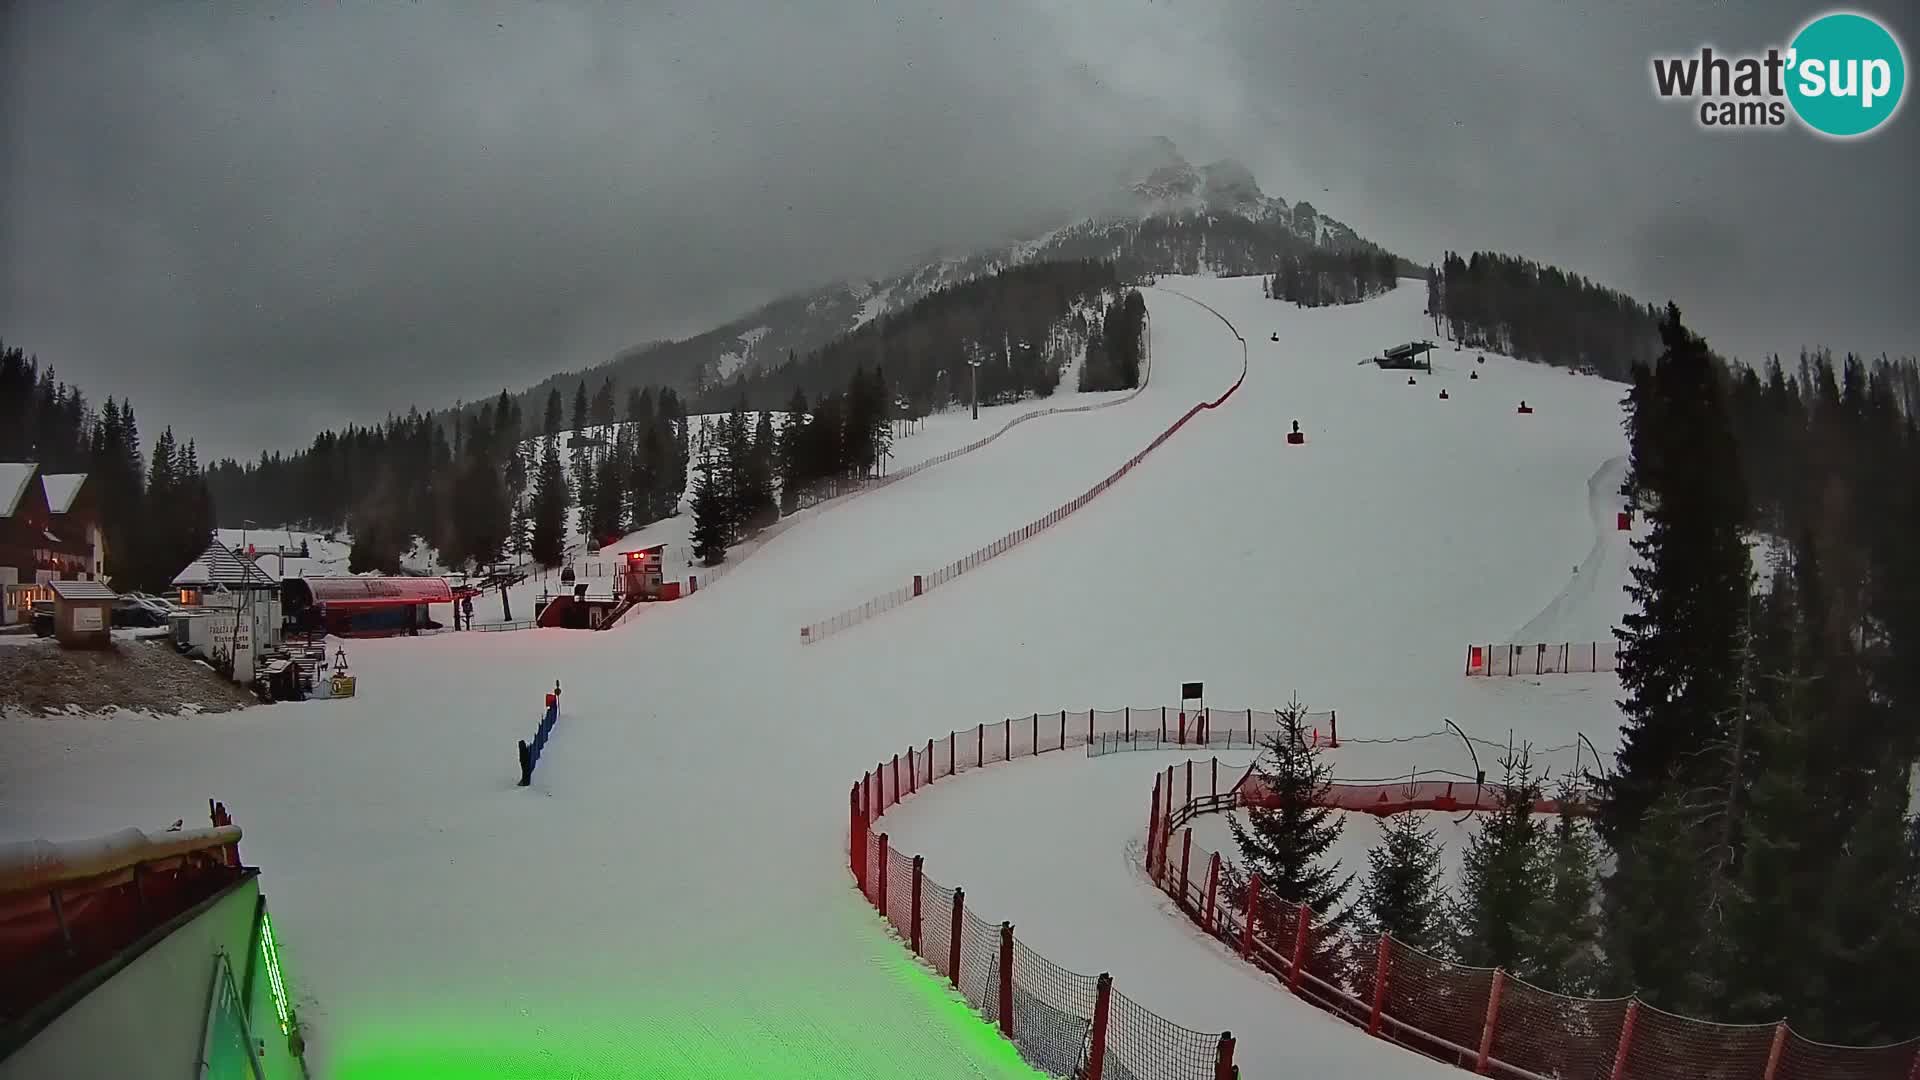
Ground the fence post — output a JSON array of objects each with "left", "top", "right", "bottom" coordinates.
[
  {"left": 1060, "top": 709, "right": 1066, "bottom": 749},
  {"left": 998, "top": 922, "right": 1015, "bottom": 1038},
  {"left": 949, "top": 888, "right": 965, "bottom": 989},
  {"left": 913, "top": 574, "right": 922, "bottom": 597},
  {"left": 1289, "top": 901, "right": 1312, "bottom": 992},
  {"left": 1214, "top": 1032, "right": 1236, "bottom": 1080},
  {"left": 927, "top": 738, "right": 935, "bottom": 781},
  {"left": 1005, "top": 720, "right": 1011, "bottom": 761},
  {"left": 1180, "top": 830, "right": 1193, "bottom": 903},
  {"left": 1161, "top": 706, "right": 1168, "bottom": 743},
  {"left": 1475, "top": 969, "right": 1507, "bottom": 1074},
  {"left": 977, "top": 723, "right": 984, "bottom": 766},
  {"left": 876, "top": 834, "right": 890, "bottom": 916},
  {"left": 1148, "top": 778, "right": 1163, "bottom": 879},
  {"left": 1179, "top": 710, "right": 1187, "bottom": 745},
  {"left": 1212, "top": 757, "right": 1219, "bottom": 798},
  {"left": 1125, "top": 707, "right": 1130, "bottom": 740},
  {"left": 1368, "top": 934, "right": 1392, "bottom": 1036},
  {"left": 1085, "top": 972, "right": 1112, "bottom": 1080},
  {"left": 949, "top": 730, "right": 956, "bottom": 776},
  {"left": 1608, "top": 999, "right": 1640, "bottom": 1080},
  {"left": 1761, "top": 1022, "right": 1789, "bottom": 1080},
  {"left": 1088, "top": 709, "right": 1095, "bottom": 744},
  {"left": 910, "top": 855, "right": 924, "bottom": 955},
  {"left": 1329, "top": 710, "right": 1339, "bottom": 748},
  {"left": 907, "top": 747, "right": 917, "bottom": 794},
  {"left": 1239, "top": 876, "right": 1261, "bottom": 959},
  {"left": 1204, "top": 853, "right": 1221, "bottom": 929},
  {"left": 892, "top": 754, "right": 901, "bottom": 803},
  {"left": 850, "top": 783, "right": 866, "bottom": 894},
  {"left": 1185, "top": 760, "right": 1193, "bottom": 807}
]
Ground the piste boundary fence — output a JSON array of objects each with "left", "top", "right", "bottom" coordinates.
[
  {"left": 1143, "top": 760, "right": 1920, "bottom": 1080},
  {"left": 803, "top": 289, "right": 1248, "bottom": 645},
  {"left": 846, "top": 705, "right": 1329, "bottom": 1079},
  {"left": 1466, "top": 641, "right": 1622, "bottom": 677}
]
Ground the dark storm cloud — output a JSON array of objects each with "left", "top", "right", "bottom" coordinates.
[
  {"left": 4, "top": 2, "right": 1914, "bottom": 459},
  {"left": 1194, "top": 1, "right": 1917, "bottom": 366}
]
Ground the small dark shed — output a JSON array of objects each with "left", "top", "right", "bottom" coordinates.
[{"left": 49, "top": 579, "right": 116, "bottom": 649}]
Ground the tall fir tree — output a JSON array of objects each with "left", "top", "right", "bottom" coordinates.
[
  {"left": 686, "top": 455, "right": 729, "bottom": 566},
  {"left": 1358, "top": 813, "right": 1451, "bottom": 954},
  {"left": 1451, "top": 753, "right": 1549, "bottom": 975},
  {"left": 529, "top": 427, "right": 570, "bottom": 567},
  {"left": 1226, "top": 699, "right": 1353, "bottom": 947},
  {"left": 1602, "top": 305, "right": 1753, "bottom": 851},
  {"left": 1532, "top": 782, "right": 1601, "bottom": 995}
]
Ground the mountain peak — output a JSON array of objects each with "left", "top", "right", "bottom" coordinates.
[{"left": 1117, "top": 138, "right": 1276, "bottom": 219}]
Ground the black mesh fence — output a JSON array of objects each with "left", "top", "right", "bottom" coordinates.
[
  {"left": 1009, "top": 939, "right": 1098, "bottom": 1077},
  {"left": 1104, "top": 985, "right": 1224, "bottom": 1080}
]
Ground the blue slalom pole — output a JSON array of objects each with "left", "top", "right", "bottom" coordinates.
[{"left": 517, "top": 681, "right": 562, "bottom": 787}]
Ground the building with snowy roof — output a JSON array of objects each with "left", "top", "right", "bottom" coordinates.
[{"left": 1, "top": 464, "right": 104, "bottom": 625}]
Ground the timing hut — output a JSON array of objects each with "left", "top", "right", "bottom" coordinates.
[{"left": 1374, "top": 341, "right": 1436, "bottom": 371}]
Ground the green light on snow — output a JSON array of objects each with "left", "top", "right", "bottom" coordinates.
[
  {"left": 329, "top": 947, "right": 1045, "bottom": 1080},
  {"left": 260, "top": 911, "right": 292, "bottom": 1036}
]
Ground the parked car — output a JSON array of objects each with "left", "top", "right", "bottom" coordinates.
[{"left": 29, "top": 600, "right": 54, "bottom": 638}]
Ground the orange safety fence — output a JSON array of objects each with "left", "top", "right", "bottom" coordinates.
[
  {"left": 848, "top": 708, "right": 1293, "bottom": 1079},
  {"left": 1146, "top": 764, "right": 1920, "bottom": 1080},
  {"left": 803, "top": 291, "right": 1247, "bottom": 646},
  {"left": 1467, "top": 641, "right": 1622, "bottom": 676}
]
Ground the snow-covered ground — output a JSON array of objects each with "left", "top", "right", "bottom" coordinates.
[{"left": 1, "top": 276, "right": 1635, "bottom": 1079}]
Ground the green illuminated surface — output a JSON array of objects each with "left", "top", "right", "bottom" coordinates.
[{"left": 327, "top": 944, "right": 1045, "bottom": 1079}]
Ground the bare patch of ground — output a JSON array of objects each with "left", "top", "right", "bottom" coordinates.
[{"left": 0, "top": 637, "right": 258, "bottom": 715}]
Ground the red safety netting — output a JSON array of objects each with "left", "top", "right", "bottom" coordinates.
[
  {"left": 850, "top": 715, "right": 1237, "bottom": 1079},
  {"left": 1151, "top": 769, "right": 1917, "bottom": 1080},
  {"left": 802, "top": 317, "right": 1243, "bottom": 646}
]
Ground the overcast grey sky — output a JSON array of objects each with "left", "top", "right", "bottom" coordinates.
[{"left": 3, "top": 1, "right": 1914, "bottom": 459}]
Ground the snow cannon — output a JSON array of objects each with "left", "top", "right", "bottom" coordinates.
[
  {"left": 1517, "top": 401, "right": 1533, "bottom": 414},
  {"left": 1470, "top": 370, "right": 1479, "bottom": 380},
  {"left": 1269, "top": 331, "right": 1278, "bottom": 342},
  {"left": 1286, "top": 420, "right": 1305, "bottom": 445},
  {"left": 1407, "top": 375, "right": 1418, "bottom": 385},
  {"left": 1439, "top": 389, "right": 1450, "bottom": 400}
]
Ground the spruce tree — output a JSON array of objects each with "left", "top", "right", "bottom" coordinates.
[
  {"left": 1226, "top": 699, "right": 1353, "bottom": 945},
  {"left": 543, "top": 387, "right": 564, "bottom": 438},
  {"left": 570, "top": 380, "right": 589, "bottom": 433},
  {"left": 1533, "top": 783, "right": 1601, "bottom": 995},
  {"left": 1451, "top": 753, "right": 1549, "bottom": 975},
  {"left": 528, "top": 430, "right": 570, "bottom": 567},
  {"left": 1600, "top": 789, "right": 1710, "bottom": 1011},
  {"left": 687, "top": 456, "right": 728, "bottom": 566},
  {"left": 1358, "top": 812, "right": 1451, "bottom": 953},
  {"left": 776, "top": 387, "right": 809, "bottom": 514},
  {"left": 1603, "top": 305, "right": 1753, "bottom": 850}
]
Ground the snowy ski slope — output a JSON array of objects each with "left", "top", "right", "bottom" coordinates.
[{"left": 0, "top": 276, "right": 1634, "bottom": 1079}]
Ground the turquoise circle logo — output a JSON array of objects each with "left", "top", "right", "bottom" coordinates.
[{"left": 1787, "top": 12, "right": 1906, "bottom": 137}]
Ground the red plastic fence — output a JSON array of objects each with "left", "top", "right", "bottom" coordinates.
[
  {"left": 802, "top": 290, "right": 1245, "bottom": 644},
  {"left": 1466, "top": 640, "right": 1622, "bottom": 676},
  {"left": 1149, "top": 768, "right": 1920, "bottom": 1080},
  {"left": 851, "top": 708, "right": 1247, "bottom": 1079}
]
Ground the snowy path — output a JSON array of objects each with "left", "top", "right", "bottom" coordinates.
[
  {"left": 1510, "top": 454, "right": 1632, "bottom": 645},
  {"left": 0, "top": 286, "right": 1240, "bottom": 1079},
  {"left": 0, "top": 276, "right": 1632, "bottom": 1079}
]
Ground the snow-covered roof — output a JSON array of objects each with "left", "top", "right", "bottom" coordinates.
[
  {"left": 173, "top": 539, "right": 279, "bottom": 589},
  {"left": 41, "top": 473, "right": 86, "bottom": 514},
  {"left": 295, "top": 576, "right": 452, "bottom": 608},
  {"left": 0, "top": 462, "right": 36, "bottom": 518},
  {"left": 49, "top": 579, "right": 116, "bottom": 601}
]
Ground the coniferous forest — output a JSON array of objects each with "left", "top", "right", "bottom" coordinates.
[
  {"left": 1, "top": 342, "right": 215, "bottom": 591},
  {"left": 1427, "top": 251, "right": 1669, "bottom": 380},
  {"left": 1234, "top": 309, "right": 1919, "bottom": 1045}
]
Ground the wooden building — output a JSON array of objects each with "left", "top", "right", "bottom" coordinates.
[{"left": 48, "top": 579, "right": 116, "bottom": 649}]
